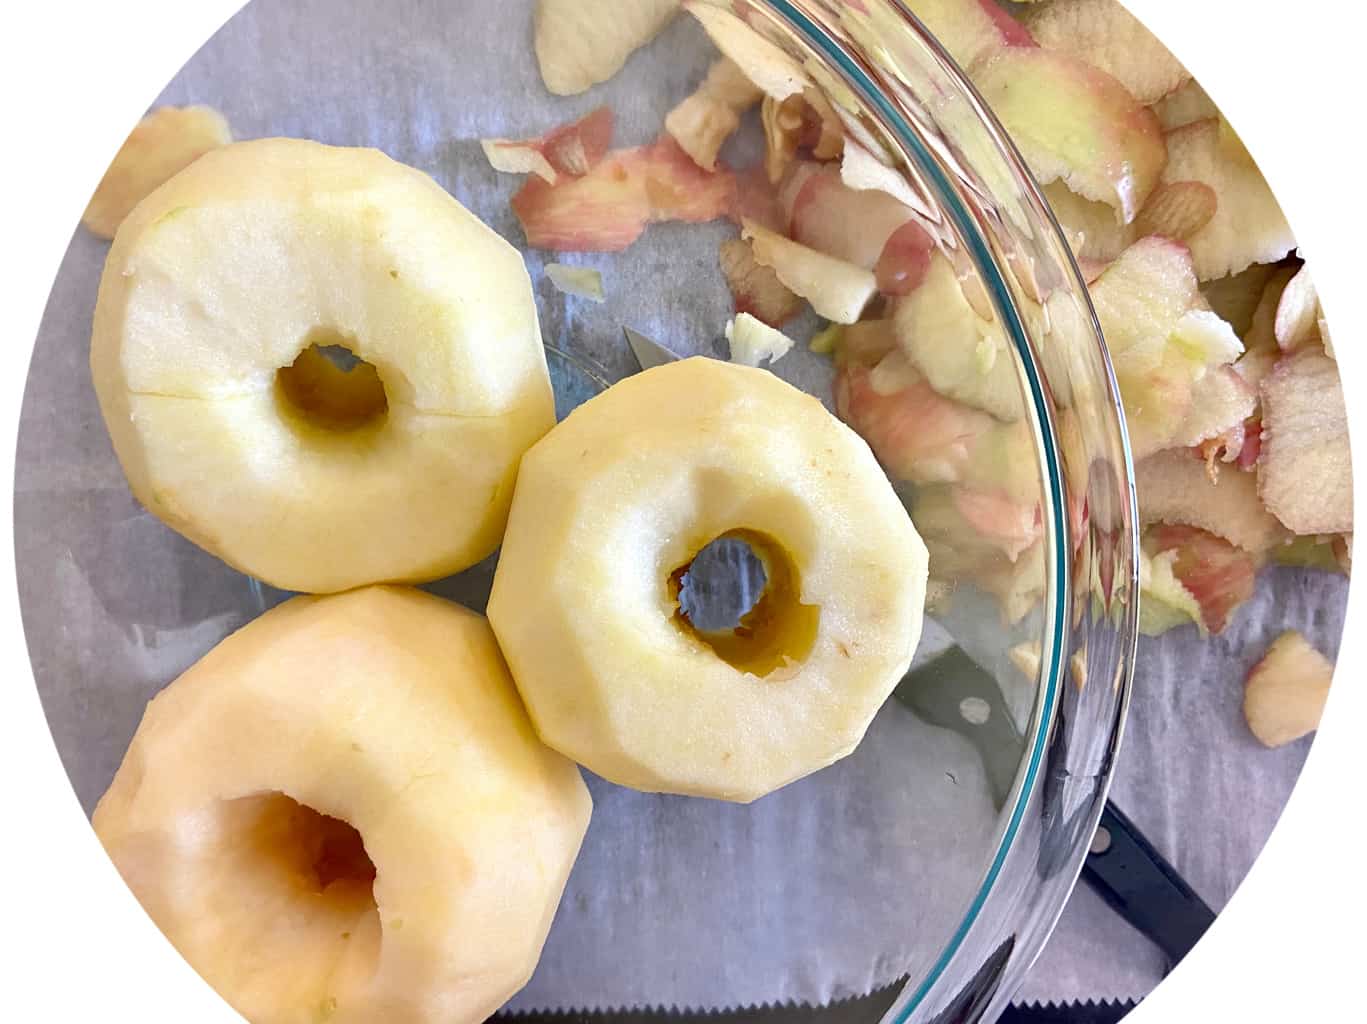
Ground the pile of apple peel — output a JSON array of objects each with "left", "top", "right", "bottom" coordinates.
[{"left": 495, "top": 0, "right": 1348, "bottom": 748}]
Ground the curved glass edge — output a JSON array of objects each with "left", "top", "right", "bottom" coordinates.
[{"left": 753, "top": 1, "right": 1141, "bottom": 1019}]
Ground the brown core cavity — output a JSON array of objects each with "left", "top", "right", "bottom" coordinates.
[
  {"left": 670, "top": 529, "right": 820, "bottom": 677},
  {"left": 276, "top": 330, "right": 388, "bottom": 432}
]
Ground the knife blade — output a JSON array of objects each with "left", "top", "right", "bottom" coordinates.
[{"left": 620, "top": 327, "right": 1216, "bottom": 976}]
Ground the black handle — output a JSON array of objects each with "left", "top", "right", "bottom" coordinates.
[{"left": 1081, "top": 804, "right": 1216, "bottom": 970}]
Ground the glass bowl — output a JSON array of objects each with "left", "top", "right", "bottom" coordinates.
[{"left": 15, "top": 0, "right": 1138, "bottom": 1020}]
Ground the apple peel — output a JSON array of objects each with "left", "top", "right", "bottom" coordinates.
[
  {"left": 1019, "top": 0, "right": 1190, "bottom": 105},
  {"left": 83, "top": 105, "right": 233, "bottom": 240},
  {"left": 897, "top": 0, "right": 1037, "bottom": 72},
  {"left": 1043, "top": 181, "right": 1135, "bottom": 264},
  {"left": 1136, "top": 449, "right": 1286, "bottom": 553},
  {"left": 1151, "top": 79, "right": 1218, "bottom": 132},
  {"left": 787, "top": 166, "right": 930, "bottom": 282},
  {"left": 834, "top": 355, "right": 995, "bottom": 485},
  {"left": 1273, "top": 263, "right": 1323, "bottom": 352},
  {"left": 953, "top": 487, "right": 1044, "bottom": 564},
  {"left": 1258, "top": 349, "right": 1353, "bottom": 536},
  {"left": 893, "top": 252, "right": 1023, "bottom": 422},
  {"left": 972, "top": 47, "right": 1165, "bottom": 224},
  {"left": 1160, "top": 118, "right": 1294, "bottom": 280},
  {"left": 666, "top": 59, "right": 763, "bottom": 172},
  {"left": 684, "top": 1, "right": 810, "bottom": 100},
  {"left": 1243, "top": 631, "right": 1333, "bottom": 749},
  {"left": 512, "top": 137, "right": 735, "bottom": 252},
  {"left": 1149, "top": 524, "right": 1256, "bottom": 634},
  {"left": 719, "top": 238, "right": 803, "bottom": 327},
  {"left": 1087, "top": 238, "right": 1243, "bottom": 457},
  {"left": 1200, "top": 263, "right": 1277, "bottom": 338},
  {"left": 726, "top": 312, "right": 795, "bottom": 367},
  {"left": 742, "top": 219, "right": 876, "bottom": 323},
  {"left": 840, "top": 141, "right": 931, "bottom": 218},
  {"left": 534, "top": 0, "right": 680, "bottom": 96},
  {"left": 1138, "top": 544, "right": 1203, "bottom": 637},
  {"left": 1173, "top": 366, "right": 1256, "bottom": 450},
  {"left": 1009, "top": 640, "right": 1042, "bottom": 680},
  {"left": 482, "top": 107, "right": 614, "bottom": 185}
]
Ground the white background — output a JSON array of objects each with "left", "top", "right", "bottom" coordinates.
[{"left": 0, "top": 0, "right": 1363, "bottom": 1020}]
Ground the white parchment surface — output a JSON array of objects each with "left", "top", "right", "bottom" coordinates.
[{"left": 15, "top": 0, "right": 1347, "bottom": 1011}]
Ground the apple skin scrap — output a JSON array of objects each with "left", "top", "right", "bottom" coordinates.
[
  {"left": 534, "top": 0, "right": 679, "bottom": 96},
  {"left": 83, "top": 105, "right": 232, "bottom": 240},
  {"left": 1244, "top": 631, "right": 1334, "bottom": 749}
]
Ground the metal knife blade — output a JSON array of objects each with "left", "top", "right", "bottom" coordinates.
[{"left": 624, "top": 326, "right": 681, "bottom": 371}]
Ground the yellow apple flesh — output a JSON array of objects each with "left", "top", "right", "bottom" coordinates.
[
  {"left": 91, "top": 138, "right": 554, "bottom": 593},
  {"left": 93, "top": 587, "right": 591, "bottom": 1024},
  {"left": 488, "top": 357, "right": 929, "bottom": 803}
]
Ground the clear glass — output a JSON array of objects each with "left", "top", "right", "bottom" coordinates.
[
  {"left": 726, "top": 3, "right": 1141, "bottom": 1018},
  {"left": 15, "top": 0, "right": 1138, "bottom": 1020}
]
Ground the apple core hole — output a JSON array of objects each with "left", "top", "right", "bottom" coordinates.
[
  {"left": 229, "top": 792, "right": 377, "bottom": 899},
  {"left": 276, "top": 329, "right": 388, "bottom": 432},
  {"left": 671, "top": 530, "right": 820, "bottom": 677},
  {"left": 212, "top": 792, "right": 382, "bottom": 1004},
  {"left": 676, "top": 535, "right": 768, "bottom": 631}
]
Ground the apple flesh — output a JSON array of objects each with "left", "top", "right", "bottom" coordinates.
[
  {"left": 725, "top": 312, "right": 794, "bottom": 366},
  {"left": 489, "top": 357, "right": 928, "bottom": 803},
  {"left": 94, "top": 587, "right": 591, "bottom": 1024},
  {"left": 91, "top": 138, "right": 555, "bottom": 594}
]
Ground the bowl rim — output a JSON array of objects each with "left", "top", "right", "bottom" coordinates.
[{"left": 759, "top": 0, "right": 1141, "bottom": 1016}]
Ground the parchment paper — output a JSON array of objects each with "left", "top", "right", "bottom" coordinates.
[{"left": 14, "top": 0, "right": 1349, "bottom": 1012}]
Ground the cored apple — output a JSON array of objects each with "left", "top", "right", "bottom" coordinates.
[
  {"left": 94, "top": 587, "right": 591, "bottom": 1024},
  {"left": 488, "top": 357, "right": 928, "bottom": 803},
  {"left": 91, "top": 139, "right": 555, "bottom": 593}
]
